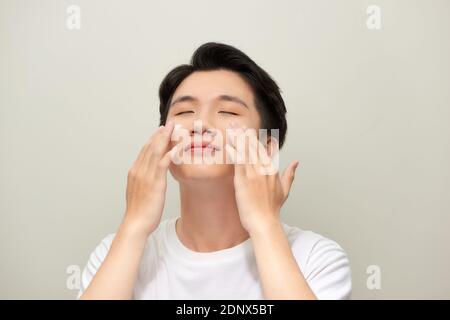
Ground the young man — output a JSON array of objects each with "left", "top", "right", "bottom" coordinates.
[{"left": 78, "top": 42, "right": 351, "bottom": 300}]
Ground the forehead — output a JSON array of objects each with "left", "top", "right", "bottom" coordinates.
[{"left": 171, "top": 70, "right": 255, "bottom": 104}]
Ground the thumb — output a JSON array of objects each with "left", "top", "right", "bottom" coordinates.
[{"left": 281, "top": 161, "right": 299, "bottom": 198}]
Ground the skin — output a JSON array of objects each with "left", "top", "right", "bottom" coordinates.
[{"left": 80, "top": 70, "right": 317, "bottom": 300}]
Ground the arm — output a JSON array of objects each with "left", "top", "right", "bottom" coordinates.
[
  {"left": 225, "top": 122, "right": 316, "bottom": 299},
  {"left": 79, "top": 220, "right": 149, "bottom": 299},
  {"left": 80, "top": 122, "right": 180, "bottom": 299},
  {"left": 249, "top": 217, "right": 316, "bottom": 300}
]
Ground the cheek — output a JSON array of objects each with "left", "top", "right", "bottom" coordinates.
[{"left": 215, "top": 118, "right": 248, "bottom": 133}]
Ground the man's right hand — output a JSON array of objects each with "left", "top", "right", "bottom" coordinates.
[
  {"left": 79, "top": 122, "right": 183, "bottom": 300},
  {"left": 122, "top": 121, "right": 180, "bottom": 237}
]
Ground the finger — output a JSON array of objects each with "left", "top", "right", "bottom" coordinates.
[
  {"left": 225, "top": 143, "right": 237, "bottom": 164},
  {"left": 148, "top": 121, "right": 175, "bottom": 163},
  {"left": 173, "top": 139, "right": 193, "bottom": 166},
  {"left": 236, "top": 126, "right": 262, "bottom": 177},
  {"left": 253, "top": 137, "right": 278, "bottom": 176},
  {"left": 259, "top": 136, "right": 280, "bottom": 175},
  {"left": 232, "top": 125, "right": 251, "bottom": 168},
  {"left": 255, "top": 136, "right": 273, "bottom": 168},
  {"left": 226, "top": 123, "right": 241, "bottom": 162},
  {"left": 245, "top": 129, "right": 259, "bottom": 175},
  {"left": 238, "top": 128, "right": 254, "bottom": 176},
  {"left": 281, "top": 161, "right": 299, "bottom": 197},
  {"left": 225, "top": 142, "right": 245, "bottom": 176},
  {"left": 268, "top": 136, "right": 280, "bottom": 158},
  {"left": 133, "top": 125, "right": 164, "bottom": 168},
  {"left": 247, "top": 128, "right": 271, "bottom": 167},
  {"left": 156, "top": 141, "right": 184, "bottom": 178}
]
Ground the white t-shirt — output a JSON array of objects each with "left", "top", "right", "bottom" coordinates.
[{"left": 78, "top": 217, "right": 352, "bottom": 300}]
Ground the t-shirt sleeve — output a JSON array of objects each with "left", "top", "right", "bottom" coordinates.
[
  {"left": 292, "top": 233, "right": 352, "bottom": 300},
  {"left": 76, "top": 233, "right": 115, "bottom": 299}
]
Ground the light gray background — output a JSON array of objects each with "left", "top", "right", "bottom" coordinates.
[{"left": 1, "top": 0, "right": 449, "bottom": 299}]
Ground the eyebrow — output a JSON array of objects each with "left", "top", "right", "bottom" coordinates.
[
  {"left": 170, "top": 95, "right": 199, "bottom": 107},
  {"left": 170, "top": 95, "right": 249, "bottom": 109},
  {"left": 217, "top": 95, "right": 248, "bottom": 109}
]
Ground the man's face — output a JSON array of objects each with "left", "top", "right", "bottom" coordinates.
[{"left": 165, "top": 69, "right": 262, "bottom": 182}]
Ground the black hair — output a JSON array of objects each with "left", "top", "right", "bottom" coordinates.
[{"left": 158, "top": 42, "right": 287, "bottom": 148}]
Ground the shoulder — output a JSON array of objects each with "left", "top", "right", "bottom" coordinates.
[
  {"left": 77, "top": 233, "right": 115, "bottom": 298},
  {"left": 77, "top": 219, "right": 171, "bottom": 298},
  {"left": 281, "top": 222, "right": 346, "bottom": 266},
  {"left": 281, "top": 222, "right": 352, "bottom": 300},
  {"left": 84, "top": 233, "right": 116, "bottom": 269},
  {"left": 88, "top": 218, "right": 171, "bottom": 258}
]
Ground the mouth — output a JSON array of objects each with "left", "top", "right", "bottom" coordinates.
[{"left": 184, "top": 142, "right": 221, "bottom": 153}]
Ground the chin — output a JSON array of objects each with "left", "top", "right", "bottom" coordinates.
[{"left": 170, "top": 163, "right": 233, "bottom": 183}]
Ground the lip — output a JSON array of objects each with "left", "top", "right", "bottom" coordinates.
[{"left": 184, "top": 141, "right": 221, "bottom": 152}]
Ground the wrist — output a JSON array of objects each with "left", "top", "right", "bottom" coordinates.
[
  {"left": 120, "top": 216, "right": 155, "bottom": 241},
  {"left": 247, "top": 214, "right": 282, "bottom": 238}
]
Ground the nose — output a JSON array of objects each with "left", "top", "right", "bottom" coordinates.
[
  {"left": 190, "top": 121, "right": 216, "bottom": 139},
  {"left": 187, "top": 110, "right": 217, "bottom": 139}
]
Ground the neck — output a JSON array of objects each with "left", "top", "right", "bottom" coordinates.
[{"left": 176, "top": 177, "right": 249, "bottom": 252}]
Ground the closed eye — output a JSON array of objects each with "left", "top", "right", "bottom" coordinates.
[
  {"left": 175, "top": 111, "right": 194, "bottom": 116},
  {"left": 218, "top": 111, "right": 239, "bottom": 115}
]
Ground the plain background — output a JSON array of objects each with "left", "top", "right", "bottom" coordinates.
[{"left": 1, "top": 0, "right": 449, "bottom": 299}]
